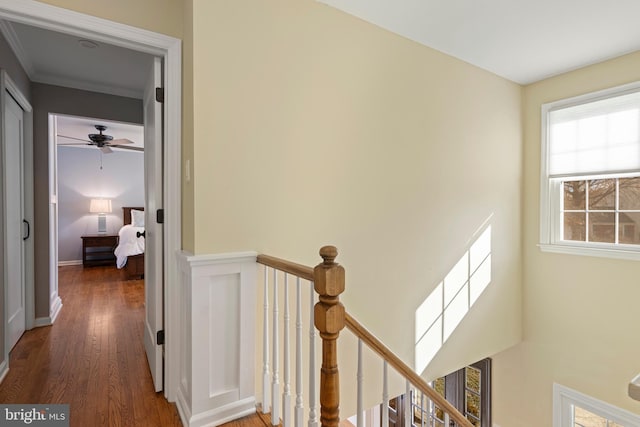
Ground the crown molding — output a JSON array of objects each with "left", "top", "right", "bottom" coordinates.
[
  {"left": 0, "top": 19, "right": 34, "bottom": 77},
  {"left": 0, "top": 0, "right": 174, "bottom": 55},
  {"left": 31, "top": 72, "right": 143, "bottom": 100}
]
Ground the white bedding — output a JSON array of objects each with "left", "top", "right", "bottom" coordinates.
[{"left": 114, "top": 224, "right": 145, "bottom": 268}]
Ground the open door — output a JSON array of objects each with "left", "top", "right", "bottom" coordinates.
[{"left": 143, "top": 57, "right": 164, "bottom": 392}]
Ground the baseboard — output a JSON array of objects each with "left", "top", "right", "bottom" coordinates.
[
  {"left": 188, "top": 397, "right": 256, "bottom": 427},
  {"left": 176, "top": 388, "right": 192, "bottom": 427},
  {"left": 0, "top": 359, "right": 8, "bottom": 384},
  {"left": 33, "top": 317, "right": 52, "bottom": 328},
  {"left": 58, "top": 260, "right": 82, "bottom": 266},
  {"left": 33, "top": 296, "right": 63, "bottom": 328},
  {"left": 50, "top": 296, "right": 63, "bottom": 324}
]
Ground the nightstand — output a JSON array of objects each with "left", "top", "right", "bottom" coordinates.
[{"left": 81, "top": 234, "right": 118, "bottom": 267}]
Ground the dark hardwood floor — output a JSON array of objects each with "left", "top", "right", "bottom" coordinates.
[{"left": 0, "top": 265, "right": 182, "bottom": 426}]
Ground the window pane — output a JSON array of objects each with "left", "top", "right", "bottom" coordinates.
[
  {"left": 465, "top": 390, "right": 480, "bottom": 418},
  {"left": 466, "top": 416, "right": 480, "bottom": 427},
  {"left": 564, "top": 212, "right": 586, "bottom": 241},
  {"left": 434, "top": 406, "right": 444, "bottom": 423},
  {"left": 389, "top": 398, "right": 396, "bottom": 410},
  {"left": 465, "top": 366, "right": 481, "bottom": 393},
  {"left": 434, "top": 377, "right": 445, "bottom": 397},
  {"left": 588, "top": 179, "right": 616, "bottom": 210},
  {"left": 589, "top": 212, "right": 615, "bottom": 243},
  {"left": 564, "top": 180, "right": 586, "bottom": 209},
  {"left": 574, "top": 406, "right": 608, "bottom": 427},
  {"left": 619, "top": 212, "right": 640, "bottom": 244},
  {"left": 619, "top": 176, "right": 640, "bottom": 209}
]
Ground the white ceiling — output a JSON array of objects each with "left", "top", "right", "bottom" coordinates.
[
  {"left": 0, "top": 20, "right": 153, "bottom": 99},
  {"left": 318, "top": 0, "right": 640, "bottom": 84},
  {"left": 56, "top": 115, "right": 144, "bottom": 153}
]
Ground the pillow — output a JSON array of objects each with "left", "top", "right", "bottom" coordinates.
[{"left": 131, "top": 209, "right": 145, "bottom": 227}]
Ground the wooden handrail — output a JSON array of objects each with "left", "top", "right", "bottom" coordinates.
[
  {"left": 344, "top": 313, "right": 475, "bottom": 427},
  {"left": 257, "top": 254, "right": 314, "bottom": 281},
  {"left": 258, "top": 247, "right": 473, "bottom": 427}
]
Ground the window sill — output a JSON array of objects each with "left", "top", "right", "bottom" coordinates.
[{"left": 538, "top": 243, "right": 640, "bottom": 261}]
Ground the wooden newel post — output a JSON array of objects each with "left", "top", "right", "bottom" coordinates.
[{"left": 314, "top": 245, "right": 345, "bottom": 427}]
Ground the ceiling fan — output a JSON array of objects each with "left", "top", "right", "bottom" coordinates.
[{"left": 57, "top": 125, "right": 143, "bottom": 154}]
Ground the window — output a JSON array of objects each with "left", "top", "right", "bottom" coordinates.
[
  {"left": 553, "top": 383, "right": 640, "bottom": 427},
  {"left": 573, "top": 406, "right": 624, "bottom": 427},
  {"left": 540, "top": 82, "right": 640, "bottom": 259},
  {"left": 385, "top": 359, "right": 491, "bottom": 427}
]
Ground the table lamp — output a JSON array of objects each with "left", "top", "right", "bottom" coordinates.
[{"left": 89, "top": 198, "right": 112, "bottom": 233}]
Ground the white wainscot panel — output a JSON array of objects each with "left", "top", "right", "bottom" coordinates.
[{"left": 177, "top": 251, "right": 257, "bottom": 427}]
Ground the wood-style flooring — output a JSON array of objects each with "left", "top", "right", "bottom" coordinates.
[
  {"left": 220, "top": 411, "right": 272, "bottom": 427},
  {"left": 0, "top": 265, "right": 182, "bottom": 426}
]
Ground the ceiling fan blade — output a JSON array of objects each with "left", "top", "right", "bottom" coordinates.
[
  {"left": 111, "top": 145, "right": 144, "bottom": 152},
  {"left": 100, "top": 146, "right": 113, "bottom": 154},
  {"left": 57, "top": 142, "right": 91, "bottom": 146},
  {"left": 110, "top": 138, "right": 134, "bottom": 145},
  {"left": 57, "top": 134, "right": 90, "bottom": 143}
]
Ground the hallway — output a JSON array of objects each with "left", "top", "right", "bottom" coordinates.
[{"left": 0, "top": 265, "right": 182, "bottom": 426}]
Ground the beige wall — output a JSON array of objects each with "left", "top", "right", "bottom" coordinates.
[
  {"left": 493, "top": 51, "right": 640, "bottom": 426},
  {"left": 182, "top": 0, "right": 194, "bottom": 251},
  {"left": 191, "top": 0, "right": 523, "bottom": 386},
  {"left": 36, "top": 0, "right": 183, "bottom": 39}
]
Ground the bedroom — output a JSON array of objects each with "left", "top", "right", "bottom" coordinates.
[{"left": 56, "top": 114, "right": 146, "bottom": 280}]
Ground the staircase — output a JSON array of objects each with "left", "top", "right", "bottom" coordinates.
[{"left": 256, "top": 246, "right": 475, "bottom": 427}]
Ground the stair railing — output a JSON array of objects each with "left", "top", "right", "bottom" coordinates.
[{"left": 257, "top": 246, "right": 474, "bottom": 427}]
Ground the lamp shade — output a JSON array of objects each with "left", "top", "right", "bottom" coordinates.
[{"left": 89, "top": 198, "right": 112, "bottom": 214}]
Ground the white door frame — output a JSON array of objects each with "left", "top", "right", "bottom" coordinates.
[
  {"left": 0, "top": 0, "right": 182, "bottom": 401},
  {"left": 0, "top": 69, "right": 33, "bottom": 374}
]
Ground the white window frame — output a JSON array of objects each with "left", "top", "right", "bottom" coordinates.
[
  {"left": 553, "top": 383, "right": 640, "bottom": 427},
  {"left": 539, "top": 81, "right": 640, "bottom": 260}
]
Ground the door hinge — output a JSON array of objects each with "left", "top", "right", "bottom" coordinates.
[
  {"left": 157, "top": 330, "right": 165, "bottom": 345},
  {"left": 156, "top": 208, "right": 164, "bottom": 224},
  {"left": 155, "top": 87, "right": 164, "bottom": 103}
]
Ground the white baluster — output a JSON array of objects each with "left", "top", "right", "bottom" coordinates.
[
  {"left": 428, "top": 395, "right": 435, "bottom": 427},
  {"left": 262, "top": 266, "right": 270, "bottom": 414},
  {"left": 404, "top": 380, "right": 411, "bottom": 427},
  {"left": 272, "top": 269, "right": 281, "bottom": 424},
  {"left": 444, "top": 413, "right": 450, "bottom": 427},
  {"left": 283, "top": 274, "right": 291, "bottom": 427},
  {"left": 308, "top": 284, "right": 318, "bottom": 427},
  {"left": 295, "top": 277, "right": 304, "bottom": 427},
  {"left": 357, "top": 339, "right": 363, "bottom": 427},
  {"left": 421, "top": 392, "right": 427, "bottom": 427},
  {"left": 382, "top": 361, "right": 389, "bottom": 427}
]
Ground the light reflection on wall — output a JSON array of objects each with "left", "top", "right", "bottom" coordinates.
[{"left": 414, "top": 225, "right": 492, "bottom": 374}]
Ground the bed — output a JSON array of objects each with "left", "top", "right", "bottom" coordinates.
[{"left": 114, "top": 206, "right": 145, "bottom": 280}]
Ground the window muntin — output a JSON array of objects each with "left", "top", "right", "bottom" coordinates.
[
  {"left": 540, "top": 82, "right": 640, "bottom": 259},
  {"left": 560, "top": 176, "right": 640, "bottom": 245}
]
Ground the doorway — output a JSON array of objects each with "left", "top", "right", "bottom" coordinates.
[{"left": 0, "top": 2, "right": 181, "bottom": 401}]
